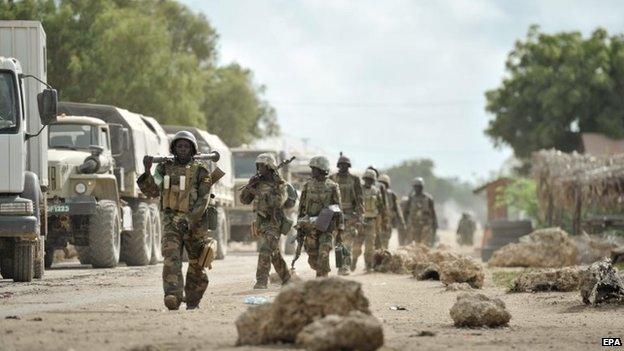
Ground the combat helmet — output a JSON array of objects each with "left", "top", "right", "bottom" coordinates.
[
  {"left": 413, "top": 177, "right": 424, "bottom": 187},
  {"left": 255, "top": 153, "right": 278, "bottom": 170},
  {"left": 379, "top": 174, "right": 391, "bottom": 187},
  {"left": 309, "top": 155, "right": 330, "bottom": 173},
  {"left": 337, "top": 152, "right": 351, "bottom": 167},
  {"left": 170, "top": 131, "right": 198, "bottom": 155},
  {"left": 363, "top": 169, "right": 377, "bottom": 181}
]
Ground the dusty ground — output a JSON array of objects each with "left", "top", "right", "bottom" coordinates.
[{"left": 1, "top": 230, "right": 623, "bottom": 351}]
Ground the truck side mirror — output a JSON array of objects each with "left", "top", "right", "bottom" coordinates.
[
  {"left": 37, "top": 88, "right": 58, "bottom": 125},
  {"left": 109, "top": 123, "right": 124, "bottom": 156}
]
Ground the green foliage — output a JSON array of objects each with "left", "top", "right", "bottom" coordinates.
[
  {"left": 383, "top": 158, "right": 482, "bottom": 211},
  {"left": 486, "top": 25, "right": 624, "bottom": 159},
  {"left": 0, "top": 0, "right": 277, "bottom": 143},
  {"left": 202, "top": 64, "right": 279, "bottom": 146},
  {"left": 497, "top": 178, "right": 541, "bottom": 224}
]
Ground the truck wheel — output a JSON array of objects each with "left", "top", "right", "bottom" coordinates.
[
  {"left": 75, "top": 246, "right": 92, "bottom": 265},
  {"left": 122, "top": 202, "right": 153, "bottom": 266},
  {"left": 34, "top": 237, "right": 45, "bottom": 279},
  {"left": 1, "top": 244, "right": 14, "bottom": 279},
  {"left": 13, "top": 242, "right": 35, "bottom": 282},
  {"left": 149, "top": 204, "right": 163, "bottom": 265},
  {"left": 215, "top": 208, "right": 227, "bottom": 260},
  {"left": 89, "top": 200, "right": 121, "bottom": 268}
]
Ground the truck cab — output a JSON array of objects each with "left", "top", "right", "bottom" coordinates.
[
  {"left": 46, "top": 116, "right": 124, "bottom": 268},
  {"left": 0, "top": 56, "right": 57, "bottom": 282}
]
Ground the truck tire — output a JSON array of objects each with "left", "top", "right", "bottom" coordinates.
[
  {"left": 149, "top": 204, "right": 163, "bottom": 265},
  {"left": 122, "top": 202, "right": 153, "bottom": 266},
  {"left": 76, "top": 246, "right": 92, "bottom": 265},
  {"left": 215, "top": 207, "right": 227, "bottom": 260},
  {"left": 13, "top": 242, "right": 35, "bottom": 282},
  {"left": 0, "top": 257, "right": 13, "bottom": 279},
  {"left": 89, "top": 200, "right": 121, "bottom": 268}
]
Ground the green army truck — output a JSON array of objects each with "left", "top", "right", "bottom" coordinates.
[{"left": 45, "top": 102, "right": 169, "bottom": 268}]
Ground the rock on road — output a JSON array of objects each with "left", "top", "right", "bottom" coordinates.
[{"left": 1, "top": 231, "right": 623, "bottom": 351}]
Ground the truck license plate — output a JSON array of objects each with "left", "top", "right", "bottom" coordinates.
[{"left": 49, "top": 204, "right": 70, "bottom": 213}]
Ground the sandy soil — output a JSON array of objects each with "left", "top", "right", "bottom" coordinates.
[{"left": 1, "top": 230, "right": 622, "bottom": 351}]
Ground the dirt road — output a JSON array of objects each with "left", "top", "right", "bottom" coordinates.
[{"left": 1, "top": 231, "right": 622, "bottom": 351}]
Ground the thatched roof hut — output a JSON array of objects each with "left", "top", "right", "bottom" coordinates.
[{"left": 532, "top": 149, "right": 624, "bottom": 233}]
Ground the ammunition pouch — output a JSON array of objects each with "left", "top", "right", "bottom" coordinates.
[
  {"left": 283, "top": 183, "right": 298, "bottom": 209},
  {"left": 204, "top": 206, "right": 219, "bottom": 231},
  {"left": 280, "top": 216, "right": 294, "bottom": 235},
  {"left": 199, "top": 238, "right": 217, "bottom": 269}
]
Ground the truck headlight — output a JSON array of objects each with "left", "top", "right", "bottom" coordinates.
[
  {"left": 75, "top": 182, "right": 87, "bottom": 194},
  {"left": 0, "top": 201, "right": 34, "bottom": 215}
]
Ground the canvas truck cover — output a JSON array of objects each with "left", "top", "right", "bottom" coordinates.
[{"left": 58, "top": 102, "right": 166, "bottom": 197}]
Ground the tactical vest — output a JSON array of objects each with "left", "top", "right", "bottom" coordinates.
[
  {"left": 363, "top": 185, "right": 380, "bottom": 219},
  {"left": 408, "top": 194, "right": 433, "bottom": 224},
  {"left": 160, "top": 161, "right": 202, "bottom": 212},
  {"left": 302, "top": 179, "right": 335, "bottom": 216},
  {"left": 332, "top": 173, "right": 356, "bottom": 212},
  {"left": 253, "top": 180, "right": 285, "bottom": 216}
]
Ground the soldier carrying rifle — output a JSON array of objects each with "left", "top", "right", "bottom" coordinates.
[
  {"left": 137, "top": 131, "right": 223, "bottom": 310},
  {"left": 239, "top": 153, "right": 296, "bottom": 289}
]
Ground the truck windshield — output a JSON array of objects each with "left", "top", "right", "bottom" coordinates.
[
  {"left": 233, "top": 151, "right": 265, "bottom": 178},
  {"left": 0, "top": 71, "right": 18, "bottom": 130},
  {"left": 49, "top": 124, "right": 97, "bottom": 149}
]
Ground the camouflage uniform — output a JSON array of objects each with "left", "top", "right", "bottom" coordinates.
[
  {"left": 240, "top": 153, "right": 291, "bottom": 288},
  {"left": 456, "top": 213, "right": 476, "bottom": 246},
  {"left": 352, "top": 170, "right": 385, "bottom": 271},
  {"left": 368, "top": 168, "right": 389, "bottom": 250},
  {"left": 397, "top": 197, "right": 409, "bottom": 246},
  {"left": 378, "top": 174, "right": 405, "bottom": 249},
  {"left": 137, "top": 131, "right": 213, "bottom": 309},
  {"left": 404, "top": 178, "right": 437, "bottom": 247},
  {"left": 330, "top": 156, "right": 363, "bottom": 275},
  {"left": 299, "top": 156, "right": 342, "bottom": 277}
]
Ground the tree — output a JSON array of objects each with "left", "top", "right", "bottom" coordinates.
[
  {"left": 1, "top": 0, "right": 278, "bottom": 140},
  {"left": 485, "top": 25, "right": 624, "bottom": 160},
  {"left": 202, "top": 63, "right": 279, "bottom": 146}
]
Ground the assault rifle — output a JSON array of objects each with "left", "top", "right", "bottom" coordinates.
[
  {"left": 148, "top": 151, "right": 220, "bottom": 164},
  {"left": 239, "top": 156, "right": 296, "bottom": 191}
]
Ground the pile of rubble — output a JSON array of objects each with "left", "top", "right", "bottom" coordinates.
[
  {"left": 489, "top": 228, "right": 579, "bottom": 268},
  {"left": 236, "top": 277, "right": 384, "bottom": 351},
  {"left": 580, "top": 259, "right": 624, "bottom": 306},
  {"left": 511, "top": 267, "right": 582, "bottom": 293},
  {"left": 372, "top": 243, "right": 484, "bottom": 289},
  {"left": 449, "top": 293, "right": 511, "bottom": 328}
]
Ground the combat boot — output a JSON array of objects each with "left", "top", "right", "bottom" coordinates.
[
  {"left": 338, "top": 266, "right": 350, "bottom": 276},
  {"left": 164, "top": 295, "right": 181, "bottom": 311},
  {"left": 253, "top": 281, "right": 268, "bottom": 289},
  {"left": 186, "top": 302, "right": 200, "bottom": 310}
]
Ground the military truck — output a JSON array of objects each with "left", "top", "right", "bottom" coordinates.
[
  {"left": 45, "top": 102, "right": 168, "bottom": 268},
  {"left": 0, "top": 21, "right": 58, "bottom": 281},
  {"left": 163, "top": 125, "right": 234, "bottom": 259}
]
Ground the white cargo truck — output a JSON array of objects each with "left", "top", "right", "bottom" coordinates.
[{"left": 0, "top": 21, "right": 58, "bottom": 281}]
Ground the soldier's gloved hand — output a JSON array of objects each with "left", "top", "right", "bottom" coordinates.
[{"left": 178, "top": 219, "right": 190, "bottom": 233}]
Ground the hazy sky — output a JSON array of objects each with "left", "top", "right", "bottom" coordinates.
[{"left": 182, "top": 0, "right": 624, "bottom": 181}]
